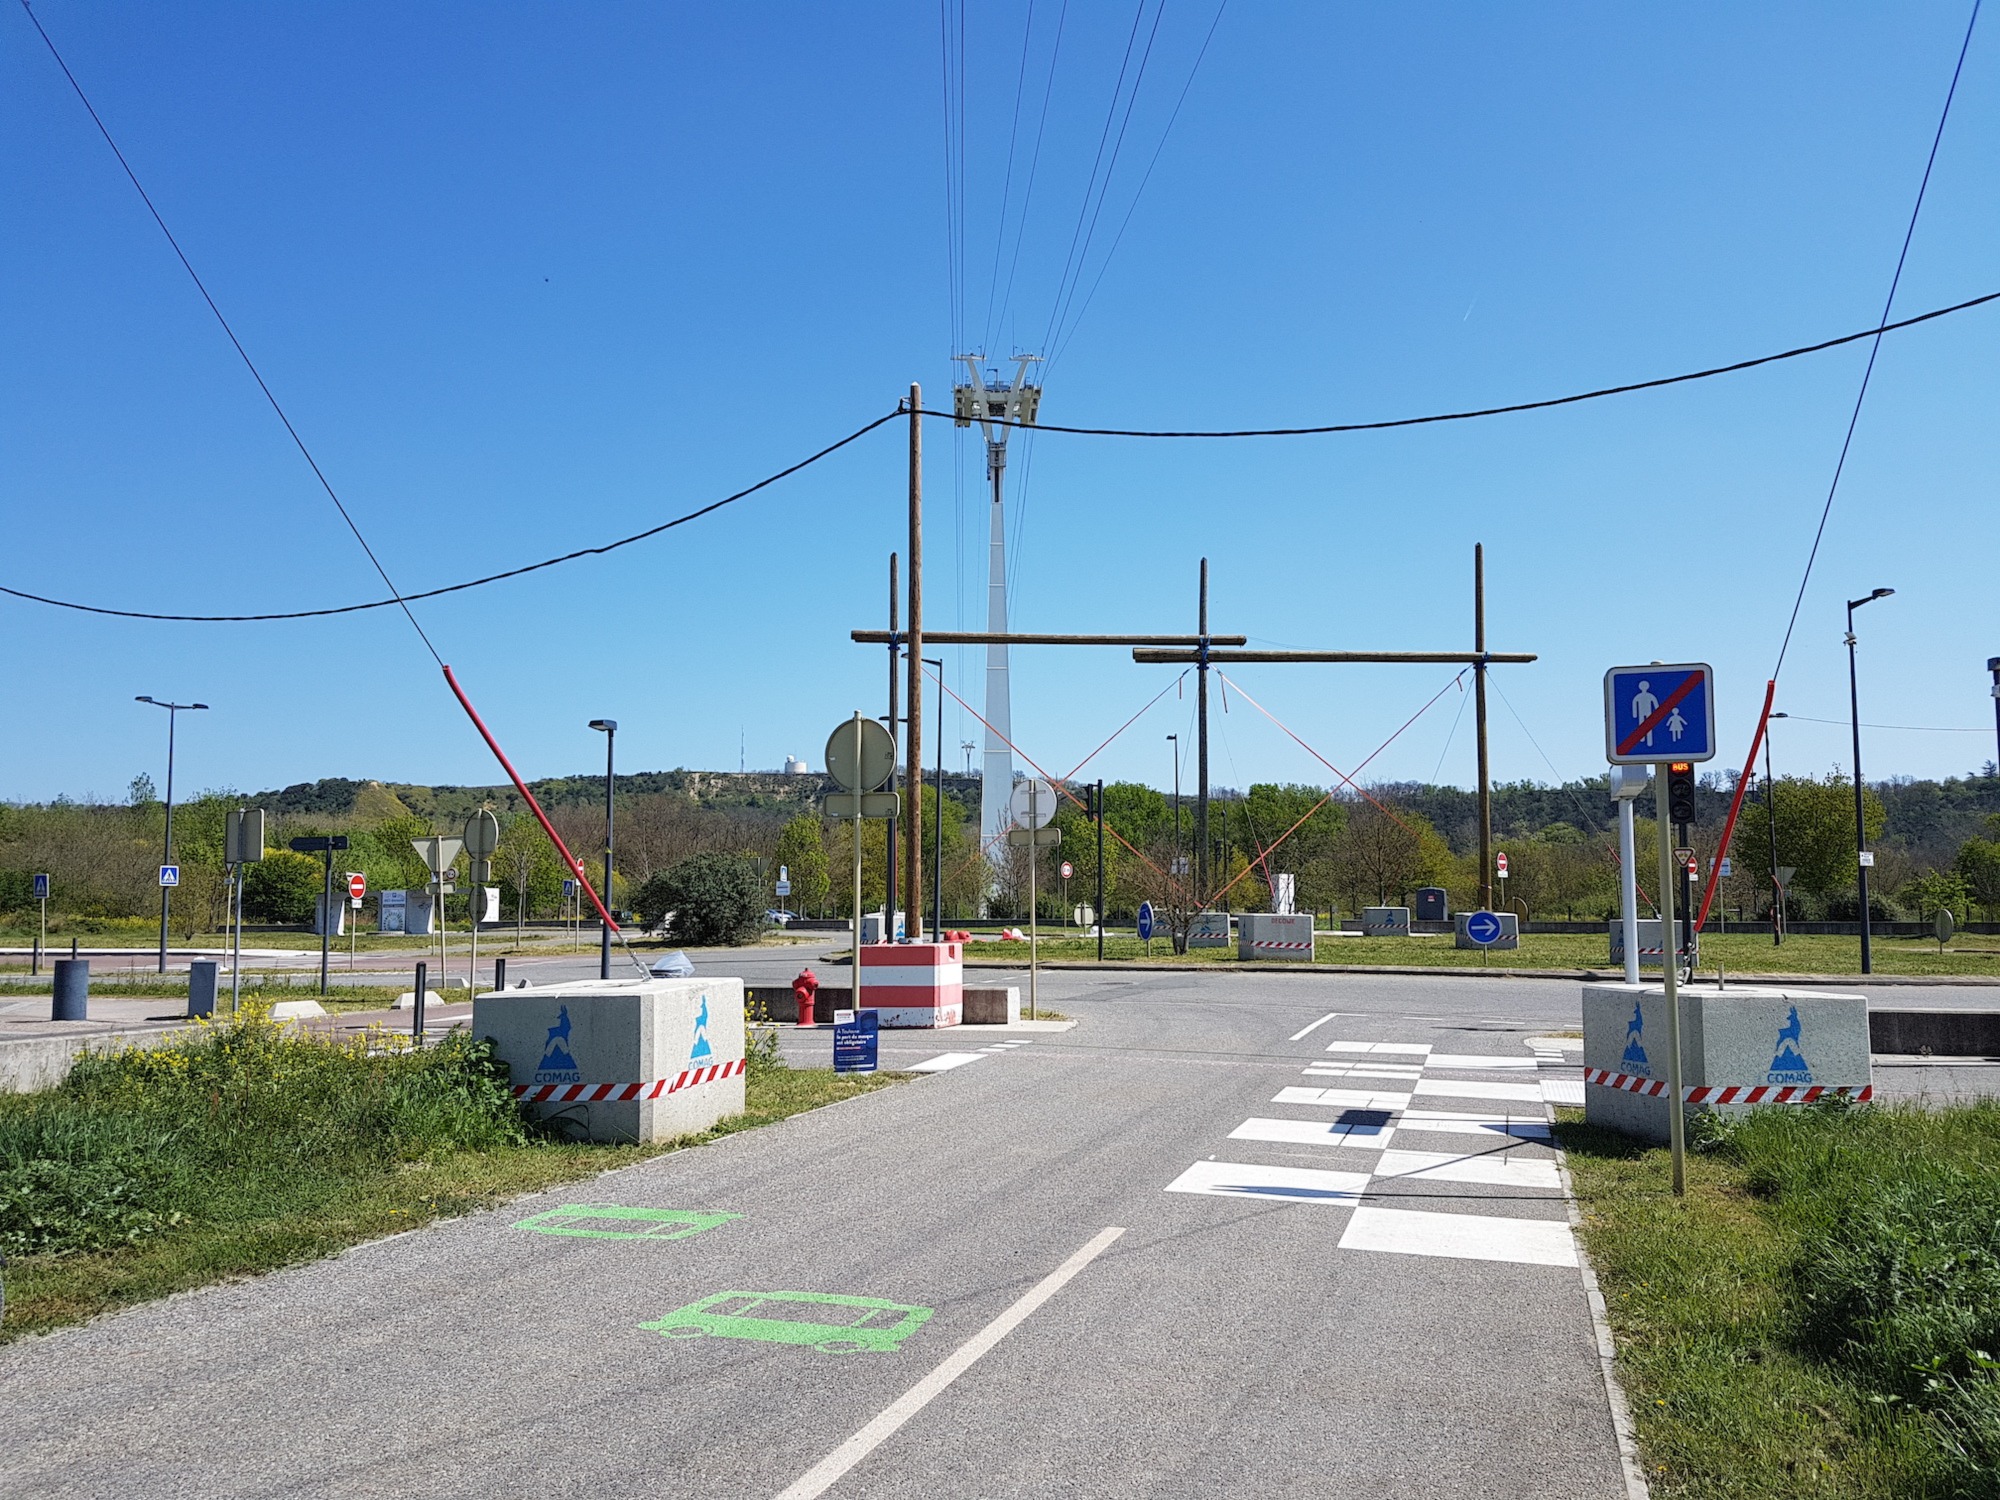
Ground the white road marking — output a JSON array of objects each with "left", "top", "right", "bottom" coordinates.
[
  {"left": 1326, "top": 1041, "right": 1431, "bottom": 1056},
  {"left": 1396, "top": 1110, "right": 1553, "bottom": 1141},
  {"left": 1288, "top": 1011, "right": 1349, "bottom": 1042},
  {"left": 771, "top": 1227, "right": 1125, "bottom": 1500},
  {"left": 1230, "top": 1116, "right": 1394, "bottom": 1150},
  {"left": 1339, "top": 1206, "right": 1577, "bottom": 1267},
  {"left": 1412, "top": 1078, "right": 1547, "bottom": 1103},
  {"left": 1424, "top": 1054, "right": 1540, "bottom": 1071},
  {"left": 1373, "top": 1149, "right": 1562, "bottom": 1190},
  {"left": 1301, "top": 1061, "right": 1424, "bottom": 1080},
  {"left": 908, "top": 1053, "right": 985, "bottom": 1072},
  {"left": 1542, "top": 1079, "right": 1586, "bottom": 1106},
  {"left": 1271, "top": 1085, "right": 1413, "bottom": 1111},
  {"left": 1164, "top": 1160, "right": 1371, "bottom": 1204}
]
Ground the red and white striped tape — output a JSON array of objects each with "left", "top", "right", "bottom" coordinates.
[
  {"left": 1583, "top": 1067, "right": 1871, "bottom": 1105},
  {"left": 512, "top": 1057, "right": 746, "bottom": 1104},
  {"left": 1250, "top": 941, "right": 1314, "bottom": 951}
]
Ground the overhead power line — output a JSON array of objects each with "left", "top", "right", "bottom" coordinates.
[{"left": 6, "top": 288, "right": 1994, "bottom": 623}]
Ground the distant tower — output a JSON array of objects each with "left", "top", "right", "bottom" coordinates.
[{"left": 954, "top": 354, "right": 1042, "bottom": 864}]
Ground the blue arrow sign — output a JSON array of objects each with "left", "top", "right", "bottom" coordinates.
[
  {"left": 1464, "top": 910, "right": 1503, "bottom": 946},
  {"left": 1136, "top": 900, "right": 1155, "bottom": 941},
  {"left": 1603, "top": 663, "right": 1715, "bottom": 763}
]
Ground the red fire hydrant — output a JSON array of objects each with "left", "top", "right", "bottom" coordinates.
[{"left": 792, "top": 967, "right": 820, "bottom": 1028}]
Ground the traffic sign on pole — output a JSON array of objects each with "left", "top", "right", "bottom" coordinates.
[
  {"left": 1060, "top": 860, "right": 1074, "bottom": 880},
  {"left": 347, "top": 872, "right": 367, "bottom": 900},
  {"left": 1009, "top": 778, "right": 1057, "bottom": 829},
  {"left": 159, "top": 865, "right": 180, "bottom": 888},
  {"left": 32, "top": 873, "right": 49, "bottom": 901},
  {"left": 1137, "top": 901, "right": 1155, "bottom": 941},
  {"left": 1495, "top": 852, "right": 1509, "bottom": 879},
  {"left": 1603, "top": 663, "right": 1716, "bottom": 763},
  {"left": 1463, "top": 910, "right": 1503, "bottom": 946}
]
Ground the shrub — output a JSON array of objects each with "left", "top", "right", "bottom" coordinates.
[
  {"left": 633, "top": 853, "right": 765, "bottom": 946},
  {"left": 241, "top": 851, "right": 324, "bottom": 923}
]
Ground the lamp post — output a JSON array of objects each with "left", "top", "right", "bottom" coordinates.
[
  {"left": 924, "top": 660, "right": 945, "bottom": 937},
  {"left": 588, "top": 719, "right": 617, "bottom": 979},
  {"left": 1765, "top": 712, "right": 1787, "bottom": 946},
  {"left": 136, "top": 696, "right": 207, "bottom": 973},
  {"left": 1987, "top": 656, "right": 2000, "bottom": 776},
  {"left": 1846, "top": 589, "right": 1893, "bottom": 974},
  {"left": 1167, "top": 734, "right": 1182, "bottom": 881}
]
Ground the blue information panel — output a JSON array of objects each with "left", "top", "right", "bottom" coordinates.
[
  {"left": 1136, "top": 901, "right": 1155, "bottom": 941},
  {"left": 32, "top": 873, "right": 50, "bottom": 900},
  {"left": 1463, "top": 911, "right": 1504, "bottom": 946},
  {"left": 159, "top": 864, "right": 181, "bottom": 888},
  {"left": 1603, "top": 663, "right": 1715, "bottom": 764},
  {"left": 833, "top": 1009, "right": 879, "bottom": 1074}
]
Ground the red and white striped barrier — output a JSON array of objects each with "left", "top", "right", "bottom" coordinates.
[
  {"left": 861, "top": 941, "right": 963, "bottom": 1027},
  {"left": 1584, "top": 1067, "right": 1871, "bottom": 1105},
  {"left": 1253, "top": 940, "right": 1314, "bottom": 951},
  {"left": 513, "top": 1057, "right": 746, "bottom": 1104}
]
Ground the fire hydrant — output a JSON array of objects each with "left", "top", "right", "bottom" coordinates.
[{"left": 792, "top": 967, "right": 820, "bottom": 1028}]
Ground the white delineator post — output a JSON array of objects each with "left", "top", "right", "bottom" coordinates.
[{"left": 1613, "top": 766, "right": 1644, "bottom": 986}]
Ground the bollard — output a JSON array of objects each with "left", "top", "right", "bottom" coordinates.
[
  {"left": 187, "top": 959, "right": 219, "bottom": 1018},
  {"left": 412, "top": 961, "right": 428, "bottom": 1045},
  {"left": 494, "top": 957, "right": 506, "bottom": 994},
  {"left": 52, "top": 958, "right": 89, "bottom": 1021}
]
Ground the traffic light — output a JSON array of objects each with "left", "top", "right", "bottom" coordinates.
[{"left": 1668, "top": 762, "right": 1697, "bottom": 824}]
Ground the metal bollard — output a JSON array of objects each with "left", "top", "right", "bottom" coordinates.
[
  {"left": 412, "top": 961, "right": 428, "bottom": 1045},
  {"left": 494, "top": 957, "right": 506, "bottom": 993},
  {"left": 187, "top": 959, "right": 219, "bottom": 1018},
  {"left": 52, "top": 958, "right": 89, "bottom": 1021}
]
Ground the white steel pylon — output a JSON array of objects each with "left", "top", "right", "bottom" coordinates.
[{"left": 953, "top": 353, "right": 1041, "bottom": 866}]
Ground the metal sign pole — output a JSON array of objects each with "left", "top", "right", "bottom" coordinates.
[
  {"left": 318, "top": 850, "right": 333, "bottom": 996},
  {"left": 1655, "top": 769, "right": 1687, "bottom": 1196},
  {"left": 851, "top": 713, "right": 865, "bottom": 1016}
]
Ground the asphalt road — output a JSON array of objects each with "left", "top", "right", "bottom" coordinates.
[{"left": 6, "top": 967, "right": 1996, "bottom": 1497}]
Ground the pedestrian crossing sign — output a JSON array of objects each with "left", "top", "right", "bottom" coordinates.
[{"left": 1603, "top": 663, "right": 1715, "bottom": 764}]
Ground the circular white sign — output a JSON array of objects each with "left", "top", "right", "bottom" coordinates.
[
  {"left": 1060, "top": 860, "right": 1074, "bottom": 879},
  {"left": 824, "top": 718, "right": 896, "bottom": 792},
  {"left": 1009, "top": 777, "right": 1056, "bottom": 830}
]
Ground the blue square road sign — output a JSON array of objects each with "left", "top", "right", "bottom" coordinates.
[
  {"left": 32, "top": 873, "right": 50, "bottom": 900},
  {"left": 159, "top": 864, "right": 181, "bottom": 888},
  {"left": 1604, "top": 664, "right": 1715, "bottom": 764}
]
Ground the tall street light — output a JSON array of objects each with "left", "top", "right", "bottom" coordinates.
[
  {"left": 1846, "top": 588, "right": 1893, "bottom": 974},
  {"left": 589, "top": 719, "right": 617, "bottom": 980},
  {"left": 136, "top": 696, "right": 207, "bottom": 973},
  {"left": 1765, "top": 712, "right": 1788, "bottom": 947},
  {"left": 1167, "top": 734, "right": 1182, "bottom": 881}
]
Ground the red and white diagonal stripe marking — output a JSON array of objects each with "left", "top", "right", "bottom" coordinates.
[
  {"left": 1583, "top": 1067, "right": 1871, "bottom": 1105},
  {"left": 512, "top": 1056, "right": 746, "bottom": 1104}
]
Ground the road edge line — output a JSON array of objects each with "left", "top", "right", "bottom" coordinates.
[{"left": 771, "top": 1225, "right": 1126, "bottom": 1500}]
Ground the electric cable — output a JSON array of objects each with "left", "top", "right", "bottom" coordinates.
[
  {"left": 980, "top": 0, "right": 1040, "bottom": 354},
  {"left": 1770, "top": 0, "right": 1982, "bottom": 679},
  {"left": 16, "top": 0, "right": 443, "bottom": 664},
  {"left": 995, "top": 0, "right": 1070, "bottom": 345},
  {"left": 2, "top": 411, "right": 901, "bottom": 621}
]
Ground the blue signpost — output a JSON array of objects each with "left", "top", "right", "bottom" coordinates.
[
  {"left": 1463, "top": 910, "right": 1504, "bottom": 946},
  {"left": 833, "top": 1009, "right": 879, "bottom": 1074},
  {"left": 1137, "top": 901, "right": 1155, "bottom": 942},
  {"left": 1603, "top": 663, "right": 1716, "bottom": 765}
]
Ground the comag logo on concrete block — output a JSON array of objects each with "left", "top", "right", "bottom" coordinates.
[
  {"left": 1768, "top": 1006, "right": 1812, "bottom": 1085},
  {"left": 1621, "top": 999, "right": 1651, "bottom": 1076},
  {"left": 535, "top": 1004, "right": 583, "bottom": 1085},
  {"left": 689, "top": 994, "right": 715, "bottom": 1063}
]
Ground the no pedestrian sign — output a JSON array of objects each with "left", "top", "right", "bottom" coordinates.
[{"left": 1603, "top": 663, "right": 1715, "bottom": 764}]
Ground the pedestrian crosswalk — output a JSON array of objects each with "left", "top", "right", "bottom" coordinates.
[
  {"left": 907, "top": 1039, "right": 1034, "bottom": 1072},
  {"left": 1164, "top": 1031, "right": 1587, "bottom": 1269}
]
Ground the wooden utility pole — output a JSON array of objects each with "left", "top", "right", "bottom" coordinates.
[
  {"left": 904, "top": 385, "right": 924, "bottom": 939},
  {"left": 1475, "top": 544, "right": 1493, "bottom": 913},
  {"left": 885, "top": 553, "right": 899, "bottom": 938},
  {"left": 1197, "top": 559, "right": 1211, "bottom": 896}
]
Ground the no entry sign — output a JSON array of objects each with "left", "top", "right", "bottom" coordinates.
[{"left": 347, "top": 872, "right": 367, "bottom": 900}]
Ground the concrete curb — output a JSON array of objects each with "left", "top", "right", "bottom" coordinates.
[{"left": 960, "top": 959, "right": 2000, "bottom": 987}]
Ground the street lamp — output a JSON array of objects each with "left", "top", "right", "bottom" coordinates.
[
  {"left": 1167, "top": 734, "right": 1182, "bottom": 879},
  {"left": 1846, "top": 588, "right": 1893, "bottom": 973},
  {"left": 1765, "top": 712, "right": 1787, "bottom": 946},
  {"left": 588, "top": 719, "right": 617, "bottom": 980},
  {"left": 136, "top": 696, "right": 208, "bottom": 973}
]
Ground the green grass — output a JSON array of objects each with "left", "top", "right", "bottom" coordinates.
[
  {"left": 0, "top": 1020, "right": 900, "bottom": 1343},
  {"left": 1562, "top": 1102, "right": 2000, "bottom": 1497},
  {"left": 946, "top": 931, "right": 2000, "bottom": 977},
  {"left": 0, "top": 974, "right": 411, "bottom": 1012}
]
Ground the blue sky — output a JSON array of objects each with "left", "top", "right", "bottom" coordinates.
[{"left": 4, "top": 2, "right": 1995, "bottom": 806}]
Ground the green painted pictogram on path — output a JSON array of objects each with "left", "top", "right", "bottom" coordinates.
[
  {"left": 640, "top": 1291, "right": 934, "bottom": 1353},
  {"left": 513, "top": 1204, "right": 740, "bottom": 1240}
]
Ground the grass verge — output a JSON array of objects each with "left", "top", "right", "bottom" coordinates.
[
  {"left": 1561, "top": 1101, "right": 2000, "bottom": 1498},
  {"left": 0, "top": 1019, "right": 899, "bottom": 1344}
]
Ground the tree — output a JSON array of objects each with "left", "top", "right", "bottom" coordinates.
[
  {"left": 242, "top": 851, "right": 323, "bottom": 923},
  {"left": 1732, "top": 772, "right": 1886, "bottom": 903},
  {"left": 773, "top": 815, "right": 830, "bottom": 915},
  {"left": 1239, "top": 784, "right": 1346, "bottom": 914},
  {"left": 1331, "top": 801, "right": 1452, "bottom": 910},
  {"left": 128, "top": 773, "right": 156, "bottom": 807},
  {"left": 1900, "top": 869, "right": 1970, "bottom": 924},
  {"left": 1954, "top": 836, "right": 2000, "bottom": 922},
  {"left": 635, "top": 854, "right": 764, "bottom": 946}
]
